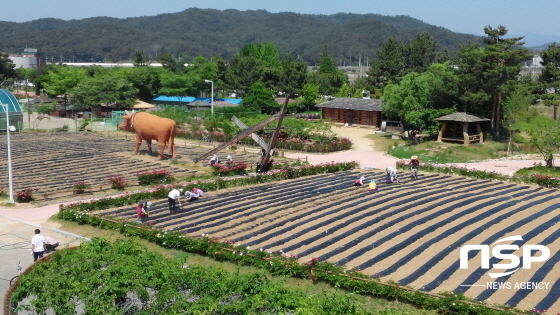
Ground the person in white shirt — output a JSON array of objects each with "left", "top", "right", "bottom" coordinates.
[
  {"left": 168, "top": 188, "right": 182, "bottom": 211},
  {"left": 386, "top": 166, "right": 399, "bottom": 183},
  {"left": 31, "top": 229, "right": 46, "bottom": 261}
]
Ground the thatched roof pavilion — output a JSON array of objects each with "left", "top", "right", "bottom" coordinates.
[{"left": 435, "top": 112, "right": 489, "bottom": 145}]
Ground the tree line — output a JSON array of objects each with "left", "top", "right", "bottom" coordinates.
[
  {"left": 0, "top": 8, "right": 482, "bottom": 65},
  {"left": 1, "top": 25, "right": 560, "bottom": 166}
]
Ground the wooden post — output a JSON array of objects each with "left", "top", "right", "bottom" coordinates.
[
  {"left": 463, "top": 122, "right": 470, "bottom": 145},
  {"left": 476, "top": 122, "right": 483, "bottom": 143},
  {"left": 437, "top": 121, "right": 447, "bottom": 142},
  {"left": 260, "top": 97, "right": 290, "bottom": 172}
]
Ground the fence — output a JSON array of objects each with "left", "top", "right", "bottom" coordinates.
[{"left": 13, "top": 116, "right": 119, "bottom": 132}]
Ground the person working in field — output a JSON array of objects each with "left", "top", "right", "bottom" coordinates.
[
  {"left": 168, "top": 188, "right": 182, "bottom": 211},
  {"left": 369, "top": 179, "right": 378, "bottom": 191},
  {"left": 184, "top": 189, "right": 199, "bottom": 202},
  {"left": 386, "top": 166, "right": 400, "bottom": 183},
  {"left": 410, "top": 155, "right": 420, "bottom": 180},
  {"left": 354, "top": 176, "right": 366, "bottom": 186},
  {"left": 209, "top": 155, "right": 220, "bottom": 166}
]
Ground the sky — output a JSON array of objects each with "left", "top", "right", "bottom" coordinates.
[{"left": 1, "top": 0, "right": 559, "bottom": 39}]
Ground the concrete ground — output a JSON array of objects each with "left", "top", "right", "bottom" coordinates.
[{"left": 0, "top": 212, "right": 86, "bottom": 310}]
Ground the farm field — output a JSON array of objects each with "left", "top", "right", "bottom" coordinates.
[
  {"left": 0, "top": 132, "right": 268, "bottom": 201},
  {"left": 95, "top": 170, "right": 560, "bottom": 313},
  {"left": 0, "top": 132, "right": 558, "bottom": 313}
]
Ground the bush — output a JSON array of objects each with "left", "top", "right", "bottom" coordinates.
[
  {"left": 73, "top": 181, "right": 91, "bottom": 194},
  {"left": 14, "top": 188, "right": 34, "bottom": 203},
  {"left": 137, "top": 170, "right": 174, "bottom": 185},
  {"left": 108, "top": 175, "right": 128, "bottom": 190},
  {"left": 212, "top": 161, "right": 250, "bottom": 176}
]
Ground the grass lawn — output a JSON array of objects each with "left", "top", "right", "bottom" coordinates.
[
  {"left": 515, "top": 165, "right": 560, "bottom": 177},
  {"left": 366, "top": 133, "right": 406, "bottom": 152},
  {"left": 48, "top": 215, "right": 436, "bottom": 315},
  {"left": 387, "top": 140, "right": 515, "bottom": 163}
]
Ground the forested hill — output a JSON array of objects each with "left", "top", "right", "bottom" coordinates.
[{"left": 0, "top": 8, "right": 483, "bottom": 64}]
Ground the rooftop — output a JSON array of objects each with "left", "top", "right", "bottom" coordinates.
[{"left": 316, "top": 98, "right": 383, "bottom": 111}]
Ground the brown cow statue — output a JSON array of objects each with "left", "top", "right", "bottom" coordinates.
[{"left": 119, "top": 112, "right": 177, "bottom": 160}]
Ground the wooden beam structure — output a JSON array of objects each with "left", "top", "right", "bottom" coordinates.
[
  {"left": 231, "top": 116, "right": 269, "bottom": 152},
  {"left": 259, "top": 97, "right": 290, "bottom": 172},
  {"left": 192, "top": 114, "right": 279, "bottom": 163}
]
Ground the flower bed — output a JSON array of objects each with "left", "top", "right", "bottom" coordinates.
[
  {"left": 212, "top": 161, "right": 250, "bottom": 176},
  {"left": 14, "top": 188, "right": 34, "bottom": 203},
  {"left": 396, "top": 160, "right": 560, "bottom": 188}
]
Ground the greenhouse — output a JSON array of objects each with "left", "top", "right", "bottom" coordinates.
[{"left": 0, "top": 89, "right": 23, "bottom": 131}]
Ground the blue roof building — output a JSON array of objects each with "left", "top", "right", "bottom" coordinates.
[
  {"left": 152, "top": 95, "right": 242, "bottom": 110},
  {"left": 0, "top": 89, "right": 23, "bottom": 131}
]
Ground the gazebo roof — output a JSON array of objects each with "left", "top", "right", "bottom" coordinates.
[
  {"left": 435, "top": 112, "right": 489, "bottom": 122},
  {"left": 132, "top": 100, "right": 155, "bottom": 109}
]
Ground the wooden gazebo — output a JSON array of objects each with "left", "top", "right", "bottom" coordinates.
[{"left": 435, "top": 112, "right": 489, "bottom": 145}]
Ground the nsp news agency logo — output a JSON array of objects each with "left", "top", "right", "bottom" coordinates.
[{"left": 459, "top": 235, "right": 551, "bottom": 290}]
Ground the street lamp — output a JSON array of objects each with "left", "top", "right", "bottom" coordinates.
[
  {"left": 204, "top": 80, "right": 214, "bottom": 115},
  {"left": 0, "top": 102, "right": 15, "bottom": 203}
]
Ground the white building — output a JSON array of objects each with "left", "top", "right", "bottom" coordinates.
[{"left": 9, "top": 48, "right": 39, "bottom": 69}]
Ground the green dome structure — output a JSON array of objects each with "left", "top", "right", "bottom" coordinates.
[{"left": 0, "top": 89, "right": 23, "bottom": 131}]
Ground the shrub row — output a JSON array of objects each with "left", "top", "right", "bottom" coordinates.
[
  {"left": 59, "top": 161, "right": 359, "bottom": 215},
  {"left": 56, "top": 215, "right": 524, "bottom": 315}
]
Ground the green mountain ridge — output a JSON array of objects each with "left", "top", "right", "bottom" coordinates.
[{"left": 0, "top": 8, "right": 483, "bottom": 64}]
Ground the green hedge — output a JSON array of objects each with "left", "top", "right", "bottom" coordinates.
[{"left": 396, "top": 160, "right": 560, "bottom": 188}]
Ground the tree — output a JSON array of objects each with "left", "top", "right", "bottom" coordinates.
[
  {"left": 125, "top": 66, "right": 163, "bottom": 102},
  {"left": 186, "top": 56, "right": 220, "bottom": 97},
  {"left": 242, "top": 82, "right": 278, "bottom": 114},
  {"left": 538, "top": 43, "right": 560, "bottom": 119},
  {"left": 224, "top": 55, "right": 262, "bottom": 98},
  {"left": 335, "top": 83, "right": 362, "bottom": 98},
  {"left": 70, "top": 74, "right": 138, "bottom": 110},
  {"left": 34, "top": 103, "right": 55, "bottom": 129},
  {"left": 0, "top": 52, "right": 16, "bottom": 82},
  {"left": 239, "top": 42, "right": 281, "bottom": 69},
  {"left": 501, "top": 77, "right": 536, "bottom": 154},
  {"left": 39, "top": 65, "right": 87, "bottom": 104},
  {"left": 481, "top": 25, "right": 530, "bottom": 138},
  {"left": 307, "top": 45, "right": 348, "bottom": 95},
  {"left": 516, "top": 114, "right": 560, "bottom": 167},
  {"left": 456, "top": 43, "right": 490, "bottom": 113},
  {"left": 402, "top": 32, "right": 437, "bottom": 74},
  {"left": 366, "top": 37, "right": 403, "bottom": 90},
  {"left": 133, "top": 51, "right": 150, "bottom": 67},
  {"left": 381, "top": 64, "right": 457, "bottom": 135},
  {"left": 300, "top": 83, "right": 320, "bottom": 111},
  {"left": 157, "top": 51, "right": 186, "bottom": 74},
  {"left": 158, "top": 71, "right": 196, "bottom": 105},
  {"left": 260, "top": 54, "right": 308, "bottom": 171}
]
